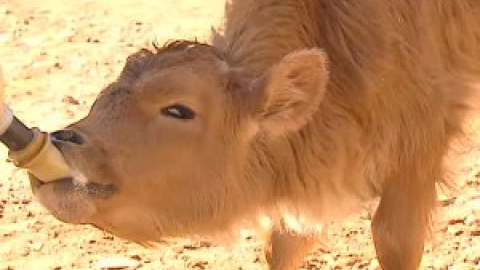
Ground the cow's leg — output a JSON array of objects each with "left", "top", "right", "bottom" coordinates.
[
  {"left": 264, "top": 222, "right": 320, "bottom": 270},
  {"left": 371, "top": 171, "right": 437, "bottom": 270}
]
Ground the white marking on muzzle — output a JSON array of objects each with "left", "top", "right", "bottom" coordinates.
[{"left": 72, "top": 170, "right": 89, "bottom": 186}]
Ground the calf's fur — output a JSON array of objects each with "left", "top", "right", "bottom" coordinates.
[{"left": 32, "top": 1, "right": 480, "bottom": 270}]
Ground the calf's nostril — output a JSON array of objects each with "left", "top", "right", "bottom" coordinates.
[{"left": 51, "top": 130, "right": 85, "bottom": 145}]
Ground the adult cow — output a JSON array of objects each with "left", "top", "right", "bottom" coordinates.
[{"left": 31, "top": 1, "right": 480, "bottom": 269}]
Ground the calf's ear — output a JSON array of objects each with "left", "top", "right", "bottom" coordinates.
[{"left": 252, "top": 49, "right": 329, "bottom": 135}]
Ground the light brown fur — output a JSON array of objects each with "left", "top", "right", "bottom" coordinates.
[{"left": 31, "top": 1, "right": 480, "bottom": 269}]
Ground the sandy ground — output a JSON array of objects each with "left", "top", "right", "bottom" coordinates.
[{"left": 0, "top": 0, "right": 478, "bottom": 269}]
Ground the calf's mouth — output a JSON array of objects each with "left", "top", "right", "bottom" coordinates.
[
  {"left": 30, "top": 174, "right": 117, "bottom": 198},
  {"left": 29, "top": 173, "right": 116, "bottom": 224}
]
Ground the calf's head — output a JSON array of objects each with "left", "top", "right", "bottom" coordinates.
[{"left": 31, "top": 41, "right": 329, "bottom": 243}]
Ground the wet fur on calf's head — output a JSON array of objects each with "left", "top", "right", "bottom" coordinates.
[{"left": 121, "top": 41, "right": 228, "bottom": 79}]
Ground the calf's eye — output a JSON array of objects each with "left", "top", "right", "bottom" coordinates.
[{"left": 161, "top": 104, "right": 196, "bottom": 120}]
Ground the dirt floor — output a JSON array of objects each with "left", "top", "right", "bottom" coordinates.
[{"left": 0, "top": 0, "right": 478, "bottom": 269}]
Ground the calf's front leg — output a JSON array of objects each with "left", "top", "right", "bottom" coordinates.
[{"left": 264, "top": 220, "right": 324, "bottom": 270}]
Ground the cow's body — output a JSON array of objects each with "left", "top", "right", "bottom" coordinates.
[{"left": 31, "top": 1, "right": 480, "bottom": 269}]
